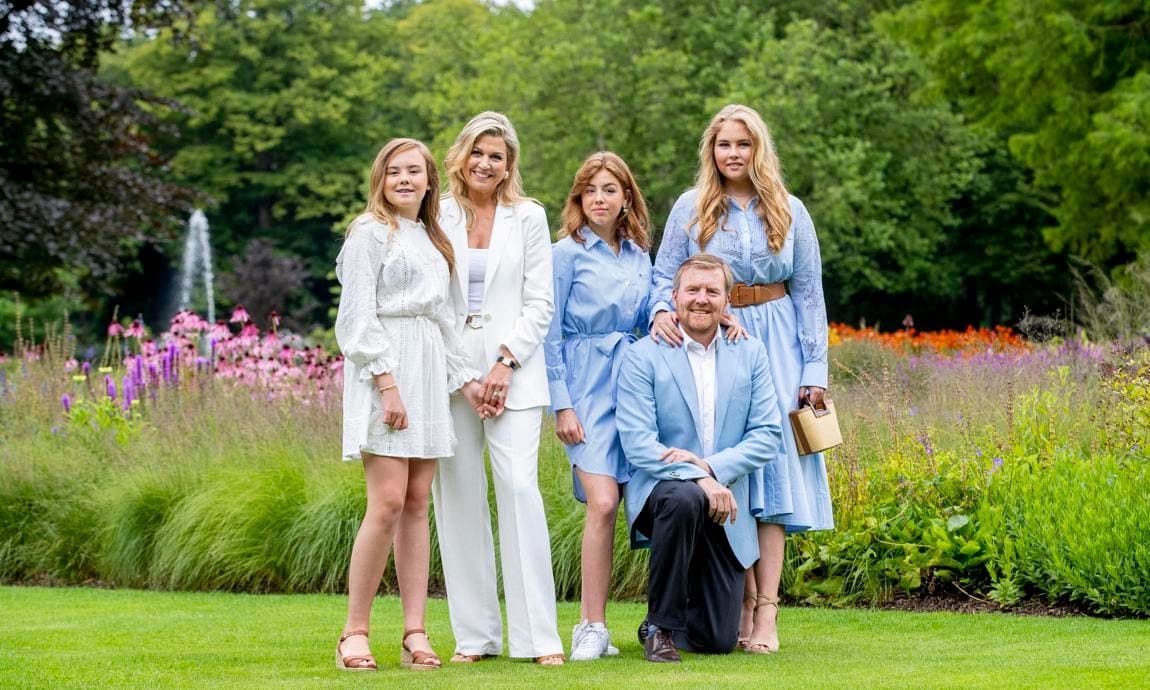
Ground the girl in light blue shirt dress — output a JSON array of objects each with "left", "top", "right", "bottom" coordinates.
[{"left": 544, "top": 152, "right": 652, "bottom": 662}]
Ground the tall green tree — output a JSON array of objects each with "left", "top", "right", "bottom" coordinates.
[
  {"left": 720, "top": 18, "right": 983, "bottom": 320},
  {"left": 113, "top": 0, "right": 420, "bottom": 326},
  {"left": 888, "top": 0, "right": 1150, "bottom": 264}
]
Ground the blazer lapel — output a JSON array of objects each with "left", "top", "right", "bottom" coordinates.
[
  {"left": 449, "top": 218, "right": 468, "bottom": 310},
  {"left": 661, "top": 344, "right": 701, "bottom": 432},
  {"left": 714, "top": 334, "right": 736, "bottom": 441},
  {"left": 483, "top": 204, "right": 515, "bottom": 292}
]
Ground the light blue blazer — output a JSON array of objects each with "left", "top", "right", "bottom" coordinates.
[{"left": 617, "top": 333, "right": 783, "bottom": 568}]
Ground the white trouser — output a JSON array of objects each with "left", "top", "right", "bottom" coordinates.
[{"left": 432, "top": 328, "right": 562, "bottom": 658}]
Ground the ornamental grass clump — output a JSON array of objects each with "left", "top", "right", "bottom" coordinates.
[{"left": 2, "top": 317, "right": 1148, "bottom": 615}]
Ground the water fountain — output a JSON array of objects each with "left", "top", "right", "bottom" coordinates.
[{"left": 177, "top": 209, "right": 215, "bottom": 323}]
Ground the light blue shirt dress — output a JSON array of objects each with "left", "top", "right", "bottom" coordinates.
[
  {"left": 652, "top": 189, "right": 834, "bottom": 532},
  {"left": 544, "top": 230, "right": 652, "bottom": 502}
]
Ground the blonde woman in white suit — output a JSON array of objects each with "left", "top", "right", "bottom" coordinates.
[{"left": 431, "top": 111, "right": 565, "bottom": 666}]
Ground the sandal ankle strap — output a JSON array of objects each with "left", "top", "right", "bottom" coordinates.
[
  {"left": 340, "top": 629, "right": 370, "bottom": 643},
  {"left": 403, "top": 628, "right": 428, "bottom": 642}
]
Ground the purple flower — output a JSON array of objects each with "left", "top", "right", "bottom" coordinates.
[
  {"left": 81, "top": 361, "right": 91, "bottom": 378},
  {"left": 105, "top": 375, "right": 116, "bottom": 400},
  {"left": 917, "top": 432, "right": 934, "bottom": 457},
  {"left": 60, "top": 393, "right": 72, "bottom": 413},
  {"left": 993, "top": 457, "right": 1004, "bottom": 467}
]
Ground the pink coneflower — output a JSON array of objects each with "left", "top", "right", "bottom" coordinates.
[
  {"left": 230, "top": 304, "right": 251, "bottom": 324},
  {"left": 210, "top": 321, "right": 231, "bottom": 339},
  {"left": 107, "top": 322, "right": 125, "bottom": 337},
  {"left": 125, "top": 320, "right": 146, "bottom": 338}
]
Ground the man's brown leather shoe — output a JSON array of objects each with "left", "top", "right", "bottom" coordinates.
[{"left": 640, "top": 622, "right": 681, "bottom": 663}]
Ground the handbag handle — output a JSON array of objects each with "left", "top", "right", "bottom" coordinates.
[{"left": 799, "top": 399, "right": 833, "bottom": 417}]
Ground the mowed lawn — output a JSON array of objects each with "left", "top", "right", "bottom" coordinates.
[{"left": 1, "top": 587, "right": 1148, "bottom": 688}]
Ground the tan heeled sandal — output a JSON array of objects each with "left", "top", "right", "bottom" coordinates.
[
  {"left": 745, "top": 595, "right": 780, "bottom": 655},
  {"left": 737, "top": 591, "right": 756, "bottom": 650},
  {"left": 336, "top": 629, "right": 377, "bottom": 671},
  {"left": 534, "top": 653, "right": 565, "bottom": 666},
  {"left": 401, "top": 628, "right": 442, "bottom": 670}
]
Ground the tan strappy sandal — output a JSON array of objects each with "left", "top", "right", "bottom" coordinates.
[
  {"left": 401, "top": 628, "right": 442, "bottom": 670},
  {"left": 745, "top": 595, "right": 780, "bottom": 655},
  {"left": 336, "top": 629, "right": 377, "bottom": 671},
  {"left": 534, "top": 653, "right": 565, "bottom": 666},
  {"left": 737, "top": 591, "right": 756, "bottom": 650}
]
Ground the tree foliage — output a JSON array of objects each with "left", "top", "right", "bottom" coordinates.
[
  {"left": 110, "top": 0, "right": 418, "bottom": 296},
  {"left": 0, "top": 0, "right": 197, "bottom": 296},
  {"left": 888, "top": 0, "right": 1150, "bottom": 264},
  {"left": 22, "top": 0, "right": 1140, "bottom": 337}
]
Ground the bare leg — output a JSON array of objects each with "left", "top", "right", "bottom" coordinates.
[
  {"left": 738, "top": 569, "right": 756, "bottom": 645},
  {"left": 341, "top": 453, "right": 411, "bottom": 659},
  {"left": 748, "top": 522, "right": 785, "bottom": 651},
  {"left": 394, "top": 459, "right": 440, "bottom": 662},
  {"left": 576, "top": 469, "right": 622, "bottom": 623}
]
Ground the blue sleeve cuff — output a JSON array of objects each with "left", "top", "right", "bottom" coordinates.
[
  {"left": 548, "top": 379, "right": 573, "bottom": 412},
  {"left": 800, "top": 361, "right": 828, "bottom": 389}
]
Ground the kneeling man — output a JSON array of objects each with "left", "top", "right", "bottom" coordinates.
[{"left": 617, "top": 254, "right": 782, "bottom": 662}]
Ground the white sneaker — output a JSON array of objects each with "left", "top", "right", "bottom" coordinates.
[
  {"left": 570, "top": 621, "right": 610, "bottom": 661},
  {"left": 605, "top": 635, "right": 620, "bottom": 656},
  {"left": 570, "top": 619, "right": 589, "bottom": 657}
]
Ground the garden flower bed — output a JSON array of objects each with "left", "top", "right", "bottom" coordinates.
[{"left": 1, "top": 312, "right": 1147, "bottom": 616}]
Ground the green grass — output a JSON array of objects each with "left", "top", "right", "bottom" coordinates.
[{"left": 1, "top": 587, "right": 1148, "bottom": 688}]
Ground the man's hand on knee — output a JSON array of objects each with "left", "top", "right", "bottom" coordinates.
[{"left": 695, "top": 477, "right": 736, "bottom": 524}]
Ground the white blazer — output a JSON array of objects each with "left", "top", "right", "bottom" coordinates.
[{"left": 442, "top": 196, "right": 555, "bottom": 410}]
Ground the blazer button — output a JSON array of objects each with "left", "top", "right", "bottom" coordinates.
[{"left": 483, "top": 313, "right": 492, "bottom": 321}]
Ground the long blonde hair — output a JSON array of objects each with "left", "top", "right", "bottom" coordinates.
[
  {"left": 692, "top": 104, "right": 790, "bottom": 254},
  {"left": 358, "top": 138, "right": 454, "bottom": 274},
  {"left": 559, "top": 151, "right": 651, "bottom": 251},
  {"left": 443, "top": 111, "right": 527, "bottom": 230}
]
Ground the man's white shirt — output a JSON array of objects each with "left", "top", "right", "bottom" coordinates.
[{"left": 681, "top": 326, "right": 718, "bottom": 458}]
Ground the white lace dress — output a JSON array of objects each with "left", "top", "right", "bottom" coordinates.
[{"left": 335, "top": 214, "right": 479, "bottom": 460}]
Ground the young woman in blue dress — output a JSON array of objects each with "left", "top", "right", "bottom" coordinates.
[
  {"left": 649, "top": 104, "right": 833, "bottom": 655},
  {"left": 544, "top": 152, "right": 652, "bottom": 661}
]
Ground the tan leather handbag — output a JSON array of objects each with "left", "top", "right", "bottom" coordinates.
[{"left": 788, "top": 400, "right": 843, "bottom": 455}]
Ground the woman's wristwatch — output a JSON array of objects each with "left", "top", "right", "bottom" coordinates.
[{"left": 495, "top": 354, "right": 520, "bottom": 371}]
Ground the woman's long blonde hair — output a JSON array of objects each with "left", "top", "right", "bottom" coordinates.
[
  {"left": 358, "top": 138, "right": 455, "bottom": 274},
  {"left": 692, "top": 104, "right": 790, "bottom": 254},
  {"left": 559, "top": 151, "right": 651, "bottom": 251},
  {"left": 443, "top": 111, "right": 527, "bottom": 230}
]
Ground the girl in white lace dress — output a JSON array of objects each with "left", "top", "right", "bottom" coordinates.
[{"left": 333, "top": 138, "right": 483, "bottom": 672}]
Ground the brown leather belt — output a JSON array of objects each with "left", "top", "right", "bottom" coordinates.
[{"left": 729, "top": 282, "right": 786, "bottom": 308}]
